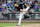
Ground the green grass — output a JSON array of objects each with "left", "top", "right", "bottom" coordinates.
[{"left": 0, "top": 23, "right": 40, "bottom": 27}]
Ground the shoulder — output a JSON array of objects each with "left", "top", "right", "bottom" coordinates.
[{"left": 27, "top": 6, "right": 30, "bottom": 8}]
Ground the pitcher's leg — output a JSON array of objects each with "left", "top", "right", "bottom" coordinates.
[{"left": 18, "top": 13, "right": 23, "bottom": 25}]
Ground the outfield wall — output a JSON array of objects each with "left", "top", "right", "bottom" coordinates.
[
  {"left": 0, "top": 12, "right": 40, "bottom": 20},
  {"left": 0, "top": 20, "right": 40, "bottom": 23}
]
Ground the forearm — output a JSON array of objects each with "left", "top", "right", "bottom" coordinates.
[
  {"left": 20, "top": 9, "right": 27, "bottom": 12},
  {"left": 23, "top": 10, "right": 27, "bottom": 12}
]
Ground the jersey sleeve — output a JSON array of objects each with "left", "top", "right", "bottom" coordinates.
[{"left": 26, "top": 6, "right": 30, "bottom": 11}]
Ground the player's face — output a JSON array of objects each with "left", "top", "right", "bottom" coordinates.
[{"left": 14, "top": 3, "right": 19, "bottom": 7}]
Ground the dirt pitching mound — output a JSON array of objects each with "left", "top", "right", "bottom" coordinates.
[{"left": 4, "top": 24, "right": 40, "bottom": 27}]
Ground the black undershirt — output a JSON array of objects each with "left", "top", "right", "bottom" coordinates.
[{"left": 15, "top": 4, "right": 23, "bottom": 11}]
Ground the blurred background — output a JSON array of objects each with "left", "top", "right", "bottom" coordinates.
[{"left": 0, "top": 0, "right": 40, "bottom": 20}]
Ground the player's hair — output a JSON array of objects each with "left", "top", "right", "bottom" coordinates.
[{"left": 14, "top": 2, "right": 18, "bottom": 4}]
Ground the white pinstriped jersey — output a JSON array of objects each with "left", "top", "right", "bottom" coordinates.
[
  {"left": 22, "top": 6, "right": 30, "bottom": 14},
  {"left": 23, "top": 6, "right": 30, "bottom": 12}
]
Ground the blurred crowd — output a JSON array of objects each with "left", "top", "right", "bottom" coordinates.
[
  {"left": 0, "top": 0, "right": 40, "bottom": 13},
  {"left": 0, "top": 0, "right": 40, "bottom": 19}
]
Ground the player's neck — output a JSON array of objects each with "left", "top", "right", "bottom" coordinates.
[{"left": 27, "top": 6, "right": 28, "bottom": 7}]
